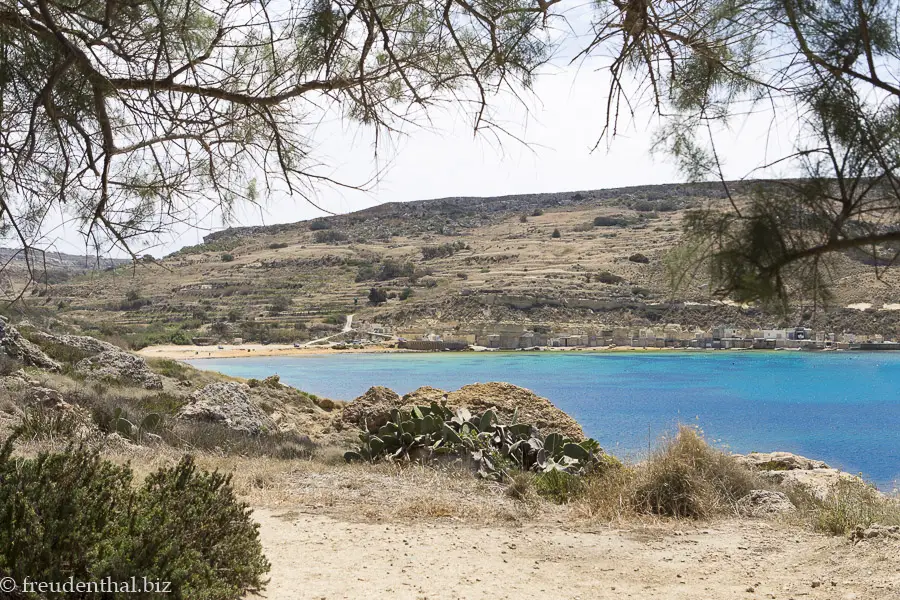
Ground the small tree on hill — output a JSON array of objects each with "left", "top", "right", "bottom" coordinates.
[
  {"left": 551, "top": 229, "right": 561, "bottom": 239},
  {"left": 368, "top": 288, "right": 388, "bottom": 305}
]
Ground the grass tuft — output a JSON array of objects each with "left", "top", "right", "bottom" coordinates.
[{"left": 790, "top": 479, "right": 900, "bottom": 535}]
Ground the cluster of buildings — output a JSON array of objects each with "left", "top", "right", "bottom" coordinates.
[{"left": 392, "top": 323, "right": 900, "bottom": 351}]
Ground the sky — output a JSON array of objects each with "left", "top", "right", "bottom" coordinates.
[
  {"left": 35, "top": 6, "right": 801, "bottom": 259},
  {"left": 132, "top": 62, "right": 796, "bottom": 258}
]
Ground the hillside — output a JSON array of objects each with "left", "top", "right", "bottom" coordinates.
[
  {"left": 45, "top": 181, "right": 900, "bottom": 347},
  {"left": 0, "top": 248, "right": 130, "bottom": 300}
]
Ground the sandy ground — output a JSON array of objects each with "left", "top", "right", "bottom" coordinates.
[
  {"left": 137, "top": 343, "right": 714, "bottom": 361},
  {"left": 251, "top": 508, "right": 900, "bottom": 600},
  {"left": 136, "top": 343, "right": 411, "bottom": 360}
]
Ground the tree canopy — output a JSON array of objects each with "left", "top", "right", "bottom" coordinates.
[
  {"left": 1, "top": 0, "right": 899, "bottom": 308},
  {"left": 0, "top": 0, "right": 554, "bottom": 262}
]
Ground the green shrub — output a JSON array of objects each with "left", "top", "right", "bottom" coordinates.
[
  {"left": 531, "top": 208, "right": 544, "bottom": 217},
  {"left": 551, "top": 228, "right": 561, "bottom": 238},
  {"left": 0, "top": 354, "right": 21, "bottom": 376},
  {"left": 118, "top": 290, "right": 151, "bottom": 311},
  {"left": 0, "top": 438, "right": 270, "bottom": 598},
  {"left": 268, "top": 242, "right": 289, "bottom": 249},
  {"left": 376, "top": 259, "right": 415, "bottom": 280},
  {"left": 628, "top": 253, "right": 650, "bottom": 264},
  {"left": 368, "top": 287, "right": 388, "bottom": 305},
  {"left": 138, "top": 392, "right": 185, "bottom": 414},
  {"left": 534, "top": 470, "right": 585, "bottom": 504},
  {"left": 597, "top": 271, "right": 624, "bottom": 284},
  {"left": 269, "top": 296, "right": 291, "bottom": 315},
  {"left": 309, "top": 219, "right": 331, "bottom": 230},
  {"left": 422, "top": 241, "right": 466, "bottom": 260},
  {"left": 313, "top": 230, "right": 347, "bottom": 243},
  {"left": 18, "top": 407, "right": 81, "bottom": 440},
  {"left": 170, "top": 329, "right": 193, "bottom": 345},
  {"left": 593, "top": 216, "right": 626, "bottom": 227},
  {"left": 399, "top": 287, "right": 413, "bottom": 300},
  {"left": 354, "top": 262, "right": 378, "bottom": 282},
  {"left": 147, "top": 358, "right": 194, "bottom": 381},
  {"left": 221, "top": 253, "right": 235, "bottom": 262}
]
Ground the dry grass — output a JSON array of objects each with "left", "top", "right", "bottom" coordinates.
[
  {"left": 5, "top": 402, "right": 895, "bottom": 536},
  {"left": 571, "top": 426, "right": 767, "bottom": 521},
  {"left": 789, "top": 479, "right": 900, "bottom": 535},
  {"left": 629, "top": 426, "right": 764, "bottom": 518}
]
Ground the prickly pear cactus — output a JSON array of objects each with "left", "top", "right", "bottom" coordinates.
[{"left": 343, "top": 401, "right": 606, "bottom": 480}]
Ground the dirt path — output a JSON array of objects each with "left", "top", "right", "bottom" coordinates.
[{"left": 252, "top": 509, "right": 900, "bottom": 600}]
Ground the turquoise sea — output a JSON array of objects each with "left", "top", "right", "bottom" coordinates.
[{"left": 188, "top": 351, "right": 900, "bottom": 489}]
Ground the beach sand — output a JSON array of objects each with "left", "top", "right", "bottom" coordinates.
[
  {"left": 136, "top": 343, "right": 692, "bottom": 361},
  {"left": 251, "top": 508, "right": 899, "bottom": 600}
]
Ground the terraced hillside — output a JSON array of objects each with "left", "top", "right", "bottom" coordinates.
[{"left": 45, "top": 181, "right": 900, "bottom": 347}]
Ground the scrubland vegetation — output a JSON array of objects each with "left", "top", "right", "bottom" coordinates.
[{"left": 1, "top": 321, "right": 898, "bottom": 599}]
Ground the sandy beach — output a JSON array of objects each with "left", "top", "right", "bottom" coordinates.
[
  {"left": 135, "top": 343, "right": 414, "bottom": 360},
  {"left": 136, "top": 343, "right": 714, "bottom": 361}
]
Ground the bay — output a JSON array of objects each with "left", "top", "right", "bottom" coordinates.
[{"left": 188, "top": 351, "right": 900, "bottom": 489}]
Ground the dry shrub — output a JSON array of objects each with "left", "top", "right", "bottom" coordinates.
[
  {"left": 572, "top": 426, "right": 763, "bottom": 521},
  {"left": 0, "top": 354, "right": 21, "bottom": 376},
  {"left": 631, "top": 426, "right": 762, "bottom": 519},
  {"left": 395, "top": 497, "right": 459, "bottom": 518},
  {"left": 572, "top": 465, "right": 637, "bottom": 521},
  {"left": 163, "top": 421, "right": 315, "bottom": 459},
  {"left": 313, "top": 445, "right": 351, "bottom": 465},
  {"left": 790, "top": 479, "right": 900, "bottom": 535},
  {"left": 506, "top": 471, "right": 537, "bottom": 502}
]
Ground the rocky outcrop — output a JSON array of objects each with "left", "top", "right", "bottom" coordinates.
[
  {"left": 0, "top": 373, "right": 97, "bottom": 440},
  {"left": 762, "top": 468, "right": 864, "bottom": 499},
  {"left": 850, "top": 524, "right": 900, "bottom": 543},
  {"left": 736, "top": 490, "right": 796, "bottom": 517},
  {"left": 735, "top": 451, "right": 829, "bottom": 471},
  {"left": 26, "top": 330, "right": 119, "bottom": 355},
  {"left": 75, "top": 350, "right": 163, "bottom": 390},
  {"left": 0, "top": 317, "right": 61, "bottom": 372},
  {"left": 342, "top": 382, "right": 585, "bottom": 440},
  {"left": 341, "top": 386, "right": 402, "bottom": 432},
  {"left": 177, "top": 382, "right": 276, "bottom": 434},
  {"left": 735, "top": 451, "right": 863, "bottom": 500}
]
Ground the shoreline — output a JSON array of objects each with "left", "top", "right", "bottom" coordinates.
[{"left": 138, "top": 343, "right": 834, "bottom": 361}]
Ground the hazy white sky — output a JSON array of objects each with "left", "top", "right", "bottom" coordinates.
[
  {"left": 42, "top": 11, "right": 801, "bottom": 259},
  {"left": 133, "top": 63, "right": 797, "bottom": 258}
]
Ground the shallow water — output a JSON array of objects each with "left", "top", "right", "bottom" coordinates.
[{"left": 188, "top": 351, "right": 900, "bottom": 489}]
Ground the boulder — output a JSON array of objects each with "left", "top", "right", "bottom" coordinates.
[
  {"left": 850, "top": 524, "right": 900, "bottom": 543},
  {"left": 757, "top": 468, "right": 864, "bottom": 500},
  {"left": 75, "top": 351, "right": 163, "bottom": 390},
  {"left": 735, "top": 451, "right": 829, "bottom": 471},
  {"left": 734, "top": 451, "right": 864, "bottom": 500},
  {"left": 440, "top": 382, "right": 585, "bottom": 441},
  {"left": 25, "top": 330, "right": 119, "bottom": 356},
  {"left": 736, "top": 490, "right": 796, "bottom": 517},
  {"left": 342, "top": 382, "right": 585, "bottom": 440},
  {"left": 341, "top": 386, "right": 402, "bottom": 431},
  {"left": 0, "top": 319, "right": 61, "bottom": 372},
  {"left": 177, "top": 382, "right": 276, "bottom": 434}
]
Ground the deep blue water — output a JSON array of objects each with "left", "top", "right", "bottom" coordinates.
[{"left": 188, "top": 351, "right": 900, "bottom": 489}]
